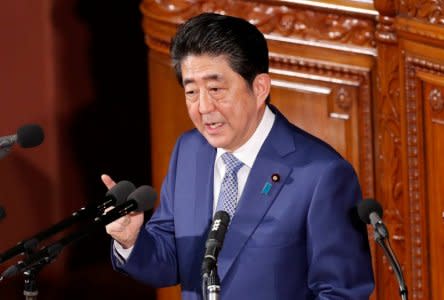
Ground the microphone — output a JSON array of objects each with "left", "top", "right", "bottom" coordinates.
[
  {"left": 0, "top": 124, "right": 44, "bottom": 159},
  {"left": 0, "top": 185, "right": 157, "bottom": 281},
  {"left": 0, "top": 180, "right": 135, "bottom": 264},
  {"left": 95, "top": 185, "right": 157, "bottom": 225},
  {"left": 357, "top": 198, "right": 388, "bottom": 239},
  {"left": 201, "top": 211, "right": 230, "bottom": 277},
  {"left": 0, "top": 206, "right": 5, "bottom": 221},
  {"left": 357, "top": 199, "right": 408, "bottom": 300}
]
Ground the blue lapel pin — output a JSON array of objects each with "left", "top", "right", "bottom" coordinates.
[
  {"left": 261, "top": 173, "right": 281, "bottom": 195},
  {"left": 261, "top": 182, "right": 272, "bottom": 195}
]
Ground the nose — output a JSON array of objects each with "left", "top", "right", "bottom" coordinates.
[{"left": 198, "top": 92, "right": 215, "bottom": 114}]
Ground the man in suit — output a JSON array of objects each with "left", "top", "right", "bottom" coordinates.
[{"left": 103, "top": 12, "right": 374, "bottom": 299}]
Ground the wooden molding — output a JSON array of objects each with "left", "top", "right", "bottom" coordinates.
[
  {"left": 374, "top": 17, "right": 407, "bottom": 298},
  {"left": 400, "top": 0, "right": 444, "bottom": 25},
  {"left": 396, "top": 17, "right": 444, "bottom": 46},
  {"left": 376, "top": 15, "right": 397, "bottom": 43},
  {"left": 141, "top": 0, "right": 377, "bottom": 54}
]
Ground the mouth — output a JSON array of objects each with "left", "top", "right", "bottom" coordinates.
[
  {"left": 204, "top": 122, "right": 224, "bottom": 133},
  {"left": 206, "top": 122, "right": 223, "bottom": 129}
]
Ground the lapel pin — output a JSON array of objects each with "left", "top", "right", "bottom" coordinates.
[
  {"left": 271, "top": 173, "right": 280, "bottom": 183},
  {"left": 261, "top": 182, "right": 272, "bottom": 195}
]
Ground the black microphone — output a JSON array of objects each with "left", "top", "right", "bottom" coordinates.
[
  {"left": 0, "top": 206, "right": 5, "bottom": 221},
  {"left": 0, "top": 185, "right": 157, "bottom": 281},
  {"left": 95, "top": 185, "right": 157, "bottom": 225},
  {"left": 357, "top": 198, "right": 388, "bottom": 239},
  {"left": 201, "top": 211, "right": 230, "bottom": 277},
  {"left": 357, "top": 199, "right": 408, "bottom": 300},
  {"left": 0, "top": 180, "right": 135, "bottom": 264},
  {"left": 0, "top": 124, "right": 45, "bottom": 159}
]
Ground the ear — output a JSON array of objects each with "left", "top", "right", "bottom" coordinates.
[{"left": 252, "top": 73, "right": 271, "bottom": 106}]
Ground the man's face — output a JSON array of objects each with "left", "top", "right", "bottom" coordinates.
[{"left": 181, "top": 54, "right": 268, "bottom": 152}]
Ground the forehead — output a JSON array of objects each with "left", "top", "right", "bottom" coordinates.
[{"left": 180, "top": 54, "right": 235, "bottom": 84}]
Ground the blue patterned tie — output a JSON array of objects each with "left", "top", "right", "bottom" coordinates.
[{"left": 216, "top": 152, "right": 244, "bottom": 219}]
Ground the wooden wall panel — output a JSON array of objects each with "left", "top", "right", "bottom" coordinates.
[
  {"left": 423, "top": 82, "right": 444, "bottom": 300},
  {"left": 267, "top": 53, "right": 375, "bottom": 196},
  {"left": 372, "top": 3, "right": 407, "bottom": 298},
  {"left": 148, "top": 51, "right": 193, "bottom": 191},
  {"left": 270, "top": 73, "right": 360, "bottom": 175},
  {"left": 399, "top": 37, "right": 444, "bottom": 299}
]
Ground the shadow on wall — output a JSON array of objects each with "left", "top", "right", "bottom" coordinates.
[
  {"left": 55, "top": 0, "right": 154, "bottom": 299},
  {"left": 0, "top": 0, "right": 156, "bottom": 298}
]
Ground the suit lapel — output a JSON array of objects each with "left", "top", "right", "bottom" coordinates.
[
  {"left": 217, "top": 112, "right": 297, "bottom": 280},
  {"left": 194, "top": 144, "right": 216, "bottom": 234}
]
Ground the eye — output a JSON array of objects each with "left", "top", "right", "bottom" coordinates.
[
  {"left": 208, "top": 87, "right": 225, "bottom": 99},
  {"left": 185, "top": 89, "right": 198, "bottom": 102}
]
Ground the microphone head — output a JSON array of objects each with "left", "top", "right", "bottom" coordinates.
[
  {"left": 208, "top": 210, "right": 230, "bottom": 241},
  {"left": 201, "top": 210, "right": 230, "bottom": 276},
  {"left": 106, "top": 180, "right": 136, "bottom": 206},
  {"left": 16, "top": 124, "right": 44, "bottom": 148},
  {"left": 127, "top": 185, "right": 157, "bottom": 212},
  {"left": 213, "top": 210, "right": 230, "bottom": 227},
  {"left": 0, "top": 206, "right": 5, "bottom": 221},
  {"left": 357, "top": 198, "right": 383, "bottom": 224}
]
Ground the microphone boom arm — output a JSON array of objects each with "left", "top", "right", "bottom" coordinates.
[
  {"left": 0, "top": 200, "right": 140, "bottom": 281},
  {"left": 0, "top": 180, "right": 135, "bottom": 265},
  {"left": 373, "top": 227, "right": 408, "bottom": 300},
  {"left": 0, "top": 207, "right": 93, "bottom": 264}
]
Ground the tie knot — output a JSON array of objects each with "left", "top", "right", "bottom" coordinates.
[{"left": 221, "top": 152, "right": 243, "bottom": 174}]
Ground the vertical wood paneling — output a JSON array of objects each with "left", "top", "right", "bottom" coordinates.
[{"left": 423, "top": 82, "right": 444, "bottom": 300}]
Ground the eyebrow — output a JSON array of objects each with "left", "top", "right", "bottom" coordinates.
[{"left": 183, "top": 74, "right": 224, "bottom": 86}]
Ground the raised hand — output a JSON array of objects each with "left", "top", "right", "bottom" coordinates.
[{"left": 102, "top": 174, "right": 144, "bottom": 249}]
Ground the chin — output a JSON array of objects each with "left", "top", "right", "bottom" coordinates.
[{"left": 205, "top": 136, "right": 229, "bottom": 149}]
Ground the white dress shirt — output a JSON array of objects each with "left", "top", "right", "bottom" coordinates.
[
  {"left": 212, "top": 106, "right": 275, "bottom": 214},
  {"left": 115, "top": 106, "right": 276, "bottom": 260}
]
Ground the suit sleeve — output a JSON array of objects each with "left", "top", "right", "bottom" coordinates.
[
  {"left": 306, "top": 159, "right": 374, "bottom": 299},
  {"left": 110, "top": 136, "right": 183, "bottom": 287}
]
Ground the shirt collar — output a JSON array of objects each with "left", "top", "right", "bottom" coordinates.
[{"left": 216, "top": 105, "right": 275, "bottom": 168}]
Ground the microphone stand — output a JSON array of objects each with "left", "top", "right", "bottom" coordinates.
[
  {"left": 0, "top": 206, "right": 94, "bottom": 300},
  {"left": 0, "top": 220, "right": 109, "bottom": 300},
  {"left": 373, "top": 221, "right": 408, "bottom": 300},
  {"left": 202, "top": 268, "right": 221, "bottom": 300},
  {"left": 21, "top": 245, "right": 51, "bottom": 300},
  {"left": 23, "top": 265, "right": 43, "bottom": 300},
  {"left": 0, "top": 242, "right": 62, "bottom": 300},
  {"left": 0, "top": 207, "right": 93, "bottom": 265}
]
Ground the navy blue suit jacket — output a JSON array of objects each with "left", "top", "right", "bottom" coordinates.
[{"left": 113, "top": 107, "right": 374, "bottom": 299}]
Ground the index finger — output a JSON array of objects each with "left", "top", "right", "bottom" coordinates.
[{"left": 101, "top": 174, "right": 116, "bottom": 190}]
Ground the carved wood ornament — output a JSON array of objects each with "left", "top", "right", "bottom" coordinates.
[
  {"left": 401, "top": 0, "right": 444, "bottom": 24},
  {"left": 141, "top": 0, "right": 376, "bottom": 54},
  {"left": 429, "top": 87, "right": 444, "bottom": 112}
]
